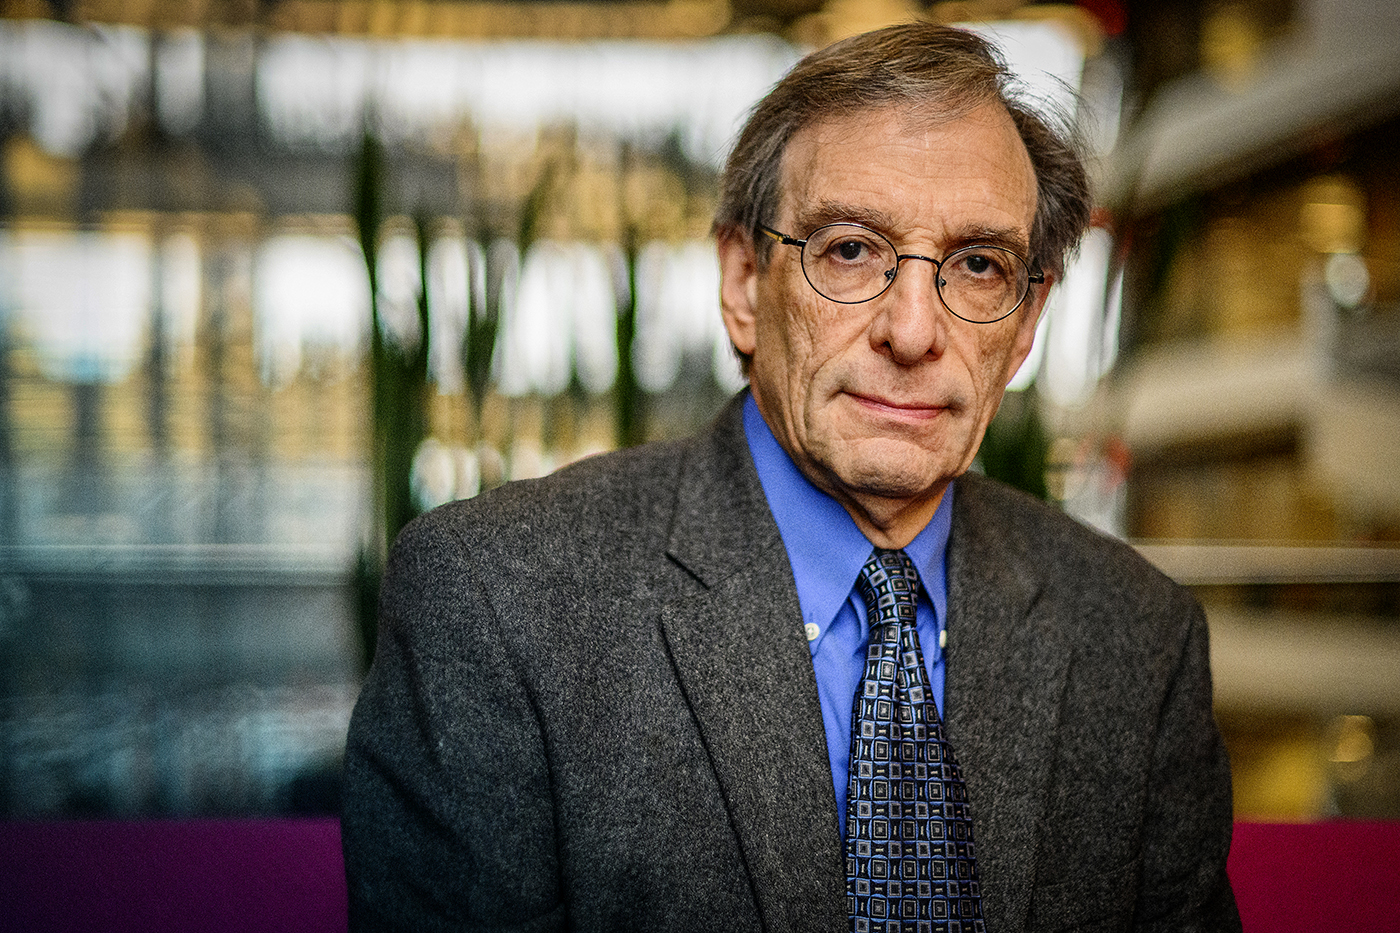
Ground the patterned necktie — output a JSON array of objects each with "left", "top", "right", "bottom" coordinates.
[{"left": 845, "top": 548, "right": 985, "bottom": 933}]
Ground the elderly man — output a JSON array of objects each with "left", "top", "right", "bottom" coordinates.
[{"left": 343, "top": 22, "right": 1239, "bottom": 933}]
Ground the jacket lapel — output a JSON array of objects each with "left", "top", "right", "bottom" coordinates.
[
  {"left": 655, "top": 403, "right": 1070, "bottom": 932},
  {"left": 944, "top": 475, "right": 1071, "bottom": 933},
  {"left": 660, "top": 397, "right": 847, "bottom": 933}
]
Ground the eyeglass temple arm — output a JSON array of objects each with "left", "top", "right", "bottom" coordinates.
[{"left": 756, "top": 224, "right": 804, "bottom": 247}]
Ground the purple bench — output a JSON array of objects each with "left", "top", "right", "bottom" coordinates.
[
  {"left": 1, "top": 818, "right": 346, "bottom": 933},
  {"left": 1, "top": 818, "right": 1397, "bottom": 931},
  {"left": 1229, "top": 820, "right": 1400, "bottom": 931}
]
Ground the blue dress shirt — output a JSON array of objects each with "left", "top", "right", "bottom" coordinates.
[{"left": 742, "top": 394, "right": 954, "bottom": 839}]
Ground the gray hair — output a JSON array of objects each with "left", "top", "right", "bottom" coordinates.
[{"left": 714, "top": 22, "right": 1091, "bottom": 279}]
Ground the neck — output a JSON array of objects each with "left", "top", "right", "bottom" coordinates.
[{"left": 832, "top": 484, "right": 947, "bottom": 550}]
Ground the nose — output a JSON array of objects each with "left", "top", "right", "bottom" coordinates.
[{"left": 869, "top": 254, "right": 948, "bottom": 365}]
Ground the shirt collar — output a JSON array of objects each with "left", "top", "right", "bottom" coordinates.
[{"left": 742, "top": 393, "right": 954, "bottom": 630}]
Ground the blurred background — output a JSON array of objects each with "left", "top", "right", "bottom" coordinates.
[{"left": 0, "top": 0, "right": 1396, "bottom": 822}]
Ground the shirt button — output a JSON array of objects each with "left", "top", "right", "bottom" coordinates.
[
  {"left": 939, "top": 629, "right": 948, "bottom": 649},
  {"left": 804, "top": 622, "right": 820, "bottom": 642}
]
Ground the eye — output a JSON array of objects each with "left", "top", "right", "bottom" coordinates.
[
  {"left": 835, "top": 239, "right": 867, "bottom": 262},
  {"left": 817, "top": 235, "right": 882, "bottom": 266},
  {"left": 963, "top": 253, "right": 994, "bottom": 275},
  {"left": 954, "top": 249, "right": 1006, "bottom": 278},
  {"left": 806, "top": 225, "right": 890, "bottom": 268},
  {"left": 943, "top": 247, "right": 1019, "bottom": 288}
]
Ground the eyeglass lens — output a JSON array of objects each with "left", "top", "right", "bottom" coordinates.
[{"left": 800, "top": 223, "right": 1031, "bottom": 322}]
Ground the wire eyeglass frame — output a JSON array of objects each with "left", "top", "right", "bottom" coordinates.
[{"left": 757, "top": 221, "right": 1044, "bottom": 324}]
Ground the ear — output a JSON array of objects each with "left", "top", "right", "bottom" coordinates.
[
  {"left": 717, "top": 227, "right": 760, "bottom": 358},
  {"left": 1005, "top": 271, "right": 1055, "bottom": 382}
]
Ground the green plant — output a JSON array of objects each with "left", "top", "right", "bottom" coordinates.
[{"left": 352, "top": 130, "right": 430, "bottom": 670}]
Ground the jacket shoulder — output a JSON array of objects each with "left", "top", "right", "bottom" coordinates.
[
  {"left": 953, "top": 471, "right": 1185, "bottom": 606},
  {"left": 398, "top": 436, "right": 691, "bottom": 557}
]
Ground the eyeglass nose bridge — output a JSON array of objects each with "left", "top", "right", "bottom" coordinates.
[{"left": 881, "top": 252, "right": 948, "bottom": 293}]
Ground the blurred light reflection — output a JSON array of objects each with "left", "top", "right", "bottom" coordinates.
[
  {"left": 504, "top": 240, "right": 616, "bottom": 396},
  {"left": 635, "top": 239, "right": 739, "bottom": 394},
  {"left": 3, "top": 229, "right": 151, "bottom": 383},
  {"left": 0, "top": 21, "right": 147, "bottom": 157},
  {"left": 256, "top": 34, "right": 800, "bottom": 164},
  {"left": 254, "top": 234, "right": 369, "bottom": 387},
  {"left": 154, "top": 28, "right": 206, "bottom": 136}
]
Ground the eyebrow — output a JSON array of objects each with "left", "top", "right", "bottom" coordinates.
[
  {"left": 793, "top": 200, "right": 896, "bottom": 236},
  {"left": 790, "top": 200, "right": 1032, "bottom": 257},
  {"left": 944, "top": 226, "right": 1032, "bottom": 256}
]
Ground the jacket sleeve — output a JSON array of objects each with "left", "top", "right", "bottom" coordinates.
[
  {"left": 1133, "top": 594, "right": 1241, "bottom": 933},
  {"left": 341, "top": 513, "right": 566, "bottom": 933}
]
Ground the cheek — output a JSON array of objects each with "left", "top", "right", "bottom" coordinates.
[
  {"left": 754, "top": 278, "right": 827, "bottom": 379},
  {"left": 986, "top": 321, "right": 1029, "bottom": 380},
  {"left": 961, "top": 327, "right": 1023, "bottom": 406}
]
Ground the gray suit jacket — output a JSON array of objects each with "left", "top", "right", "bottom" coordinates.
[{"left": 343, "top": 394, "right": 1239, "bottom": 932}]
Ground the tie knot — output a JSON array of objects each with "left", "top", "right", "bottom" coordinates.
[{"left": 856, "top": 547, "right": 920, "bottom": 629}]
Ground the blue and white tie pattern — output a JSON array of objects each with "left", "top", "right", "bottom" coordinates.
[{"left": 845, "top": 548, "right": 985, "bottom": 933}]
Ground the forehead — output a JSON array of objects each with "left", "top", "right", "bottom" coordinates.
[{"left": 777, "top": 103, "right": 1037, "bottom": 247}]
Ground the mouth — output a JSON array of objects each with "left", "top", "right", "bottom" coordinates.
[{"left": 845, "top": 391, "right": 951, "bottom": 422}]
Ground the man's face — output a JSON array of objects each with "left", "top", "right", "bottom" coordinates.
[{"left": 719, "top": 103, "right": 1049, "bottom": 545}]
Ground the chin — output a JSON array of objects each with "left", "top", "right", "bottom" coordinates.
[{"left": 836, "top": 457, "right": 949, "bottom": 501}]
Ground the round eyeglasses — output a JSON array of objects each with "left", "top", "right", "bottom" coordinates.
[{"left": 757, "top": 222, "right": 1043, "bottom": 324}]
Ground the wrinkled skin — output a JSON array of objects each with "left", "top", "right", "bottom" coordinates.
[{"left": 719, "top": 103, "right": 1053, "bottom": 548}]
